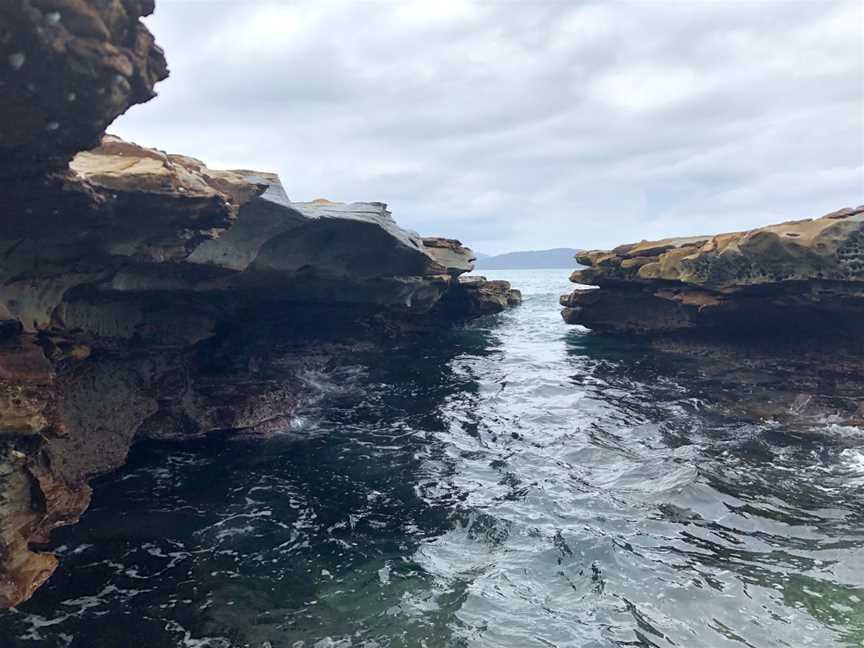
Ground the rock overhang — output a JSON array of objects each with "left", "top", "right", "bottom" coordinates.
[
  {"left": 0, "top": 0, "right": 523, "bottom": 611},
  {"left": 562, "top": 206, "right": 864, "bottom": 344}
]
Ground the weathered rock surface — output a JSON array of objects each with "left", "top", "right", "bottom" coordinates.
[
  {"left": 0, "top": 134, "right": 521, "bottom": 607},
  {"left": 431, "top": 276, "right": 522, "bottom": 319},
  {"left": 1, "top": 135, "right": 507, "bottom": 345},
  {"left": 562, "top": 210, "right": 864, "bottom": 453},
  {"left": 0, "top": 0, "right": 520, "bottom": 609},
  {"left": 0, "top": 0, "right": 168, "bottom": 178},
  {"left": 0, "top": 330, "right": 324, "bottom": 608},
  {"left": 421, "top": 237, "right": 477, "bottom": 276},
  {"left": 561, "top": 206, "right": 864, "bottom": 344}
]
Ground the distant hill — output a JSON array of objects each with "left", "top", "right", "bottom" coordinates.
[{"left": 473, "top": 248, "right": 580, "bottom": 270}]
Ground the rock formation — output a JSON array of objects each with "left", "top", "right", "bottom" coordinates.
[
  {"left": 0, "top": 1, "right": 520, "bottom": 608},
  {"left": 561, "top": 207, "right": 864, "bottom": 345},
  {"left": 433, "top": 276, "right": 523, "bottom": 319},
  {"left": 561, "top": 208, "right": 864, "bottom": 439},
  {"left": 1, "top": 0, "right": 167, "bottom": 178},
  {"left": 2, "top": 134, "right": 520, "bottom": 346}
]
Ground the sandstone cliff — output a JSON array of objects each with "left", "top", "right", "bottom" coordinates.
[
  {"left": 0, "top": 1, "right": 519, "bottom": 608},
  {"left": 561, "top": 207, "right": 864, "bottom": 344},
  {"left": 3, "top": 134, "right": 518, "bottom": 346}
]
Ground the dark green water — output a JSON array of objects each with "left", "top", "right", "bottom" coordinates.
[{"left": 1, "top": 269, "right": 862, "bottom": 647}]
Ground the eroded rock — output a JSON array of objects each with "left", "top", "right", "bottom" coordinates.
[
  {"left": 562, "top": 206, "right": 864, "bottom": 344},
  {"left": 0, "top": 0, "right": 521, "bottom": 609},
  {"left": 1, "top": 136, "right": 517, "bottom": 345},
  {"left": 0, "top": 332, "right": 313, "bottom": 608},
  {"left": 0, "top": 136, "right": 522, "bottom": 605},
  {"left": 0, "top": 0, "right": 167, "bottom": 178},
  {"left": 431, "top": 276, "right": 522, "bottom": 319},
  {"left": 421, "top": 237, "right": 476, "bottom": 276}
]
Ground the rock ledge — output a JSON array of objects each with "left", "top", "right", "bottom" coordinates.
[{"left": 561, "top": 206, "right": 864, "bottom": 345}]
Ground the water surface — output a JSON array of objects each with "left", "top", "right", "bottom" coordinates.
[{"left": 2, "top": 269, "right": 862, "bottom": 647}]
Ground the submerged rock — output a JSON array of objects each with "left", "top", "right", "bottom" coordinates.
[{"left": 561, "top": 206, "right": 864, "bottom": 345}]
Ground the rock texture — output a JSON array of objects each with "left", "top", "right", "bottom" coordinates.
[
  {"left": 432, "top": 276, "right": 522, "bottom": 319},
  {"left": 561, "top": 207, "right": 864, "bottom": 344},
  {"left": 0, "top": 0, "right": 168, "bottom": 178},
  {"left": 0, "top": 137, "right": 520, "bottom": 609},
  {"left": 2, "top": 135, "right": 501, "bottom": 346},
  {"left": 0, "top": 0, "right": 520, "bottom": 609},
  {"left": 0, "top": 329, "right": 318, "bottom": 608}
]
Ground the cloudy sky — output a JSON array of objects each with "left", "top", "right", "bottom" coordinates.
[{"left": 114, "top": 0, "right": 863, "bottom": 254}]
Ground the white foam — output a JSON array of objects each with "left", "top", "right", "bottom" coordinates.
[{"left": 840, "top": 448, "right": 864, "bottom": 486}]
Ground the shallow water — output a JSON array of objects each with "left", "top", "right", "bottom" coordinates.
[{"left": 2, "top": 268, "right": 863, "bottom": 648}]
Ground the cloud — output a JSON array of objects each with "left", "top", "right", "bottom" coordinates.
[{"left": 113, "top": 0, "right": 864, "bottom": 254}]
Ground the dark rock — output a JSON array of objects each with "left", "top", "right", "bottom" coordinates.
[
  {"left": 0, "top": 0, "right": 167, "bottom": 179},
  {"left": 430, "top": 275, "right": 523, "bottom": 319}
]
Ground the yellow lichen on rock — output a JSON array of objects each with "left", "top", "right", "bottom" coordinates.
[{"left": 562, "top": 206, "right": 864, "bottom": 337}]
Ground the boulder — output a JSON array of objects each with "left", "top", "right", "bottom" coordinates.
[{"left": 420, "top": 237, "right": 476, "bottom": 276}]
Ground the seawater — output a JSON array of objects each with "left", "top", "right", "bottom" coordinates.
[{"left": 1, "top": 269, "right": 863, "bottom": 648}]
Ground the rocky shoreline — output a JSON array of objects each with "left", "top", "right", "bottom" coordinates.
[
  {"left": 561, "top": 208, "right": 864, "bottom": 435},
  {"left": 2, "top": 0, "right": 858, "bottom": 615},
  {"left": 561, "top": 206, "right": 864, "bottom": 344},
  {"left": 0, "top": 1, "right": 520, "bottom": 607}
]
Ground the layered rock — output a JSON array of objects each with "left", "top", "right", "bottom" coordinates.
[
  {"left": 0, "top": 134, "right": 522, "bottom": 608},
  {"left": 561, "top": 206, "right": 864, "bottom": 345},
  {"left": 431, "top": 276, "right": 522, "bottom": 319},
  {"left": 1, "top": 135, "right": 505, "bottom": 344},
  {"left": 0, "top": 0, "right": 520, "bottom": 609}
]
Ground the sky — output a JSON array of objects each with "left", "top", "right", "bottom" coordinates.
[{"left": 113, "top": 0, "right": 864, "bottom": 255}]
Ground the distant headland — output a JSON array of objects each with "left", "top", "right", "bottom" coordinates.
[{"left": 474, "top": 248, "right": 581, "bottom": 270}]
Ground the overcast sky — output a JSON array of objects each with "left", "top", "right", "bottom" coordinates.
[{"left": 113, "top": 0, "right": 864, "bottom": 254}]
